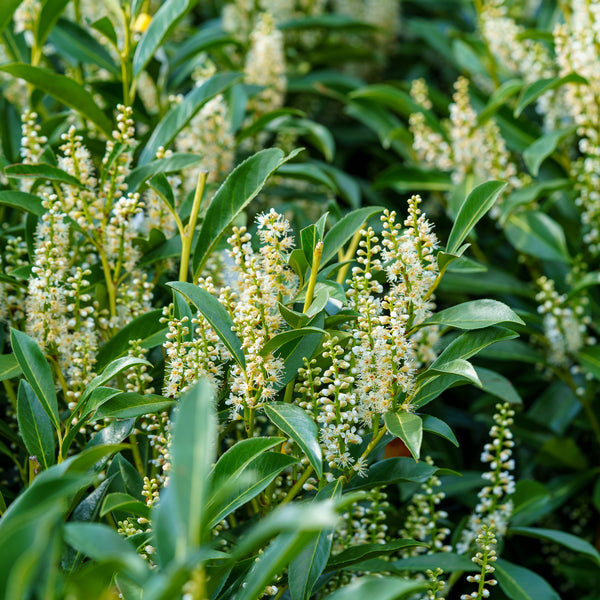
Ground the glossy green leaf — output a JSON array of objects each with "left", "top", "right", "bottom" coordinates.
[
  {"left": 523, "top": 127, "right": 576, "bottom": 176},
  {"left": 345, "top": 457, "right": 437, "bottom": 491},
  {"left": 421, "top": 299, "right": 524, "bottom": 330},
  {"left": 475, "top": 366, "right": 523, "bottom": 404},
  {"left": 320, "top": 206, "right": 384, "bottom": 267},
  {"left": 0, "top": 190, "right": 44, "bottom": 216},
  {"left": 90, "top": 16, "right": 118, "bottom": 48},
  {"left": 288, "top": 481, "right": 341, "bottom": 600},
  {"left": 158, "top": 381, "right": 216, "bottom": 557},
  {"left": 509, "top": 527, "right": 600, "bottom": 567},
  {"left": 411, "top": 373, "right": 467, "bottom": 408},
  {"left": 427, "top": 358, "right": 481, "bottom": 386},
  {"left": 17, "top": 380, "right": 55, "bottom": 469},
  {"left": 391, "top": 552, "right": 476, "bottom": 572},
  {"left": 207, "top": 452, "right": 297, "bottom": 529},
  {"left": 515, "top": 73, "right": 587, "bottom": 117},
  {"left": 100, "top": 492, "right": 151, "bottom": 520},
  {"left": 294, "top": 117, "right": 336, "bottom": 162},
  {"left": 263, "top": 402, "right": 323, "bottom": 478},
  {"left": 327, "top": 539, "right": 423, "bottom": 572},
  {"left": 63, "top": 522, "right": 149, "bottom": 585},
  {"left": 504, "top": 210, "right": 570, "bottom": 262},
  {"left": 0, "top": 0, "right": 23, "bottom": 37},
  {"left": 421, "top": 414, "right": 459, "bottom": 446},
  {"left": 167, "top": 282, "right": 245, "bottom": 369},
  {"left": 49, "top": 18, "right": 120, "bottom": 76},
  {"left": 495, "top": 559, "right": 560, "bottom": 600},
  {"left": 95, "top": 309, "right": 167, "bottom": 370},
  {"left": 192, "top": 147, "right": 302, "bottom": 277},
  {"left": 446, "top": 181, "right": 506, "bottom": 255},
  {"left": 261, "top": 327, "right": 326, "bottom": 356},
  {"left": 477, "top": 78, "right": 524, "bottom": 124},
  {"left": 82, "top": 356, "right": 151, "bottom": 404},
  {"left": 0, "top": 64, "right": 112, "bottom": 137},
  {"left": 384, "top": 412, "right": 423, "bottom": 461},
  {"left": 133, "top": 0, "right": 197, "bottom": 78},
  {"left": 35, "top": 0, "right": 71, "bottom": 49},
  {"left": 375, "top": 165, "right": 454, "bottom": 192},
  {"left": 126, "top": 153, "right": 204, "bottom": 191},
  {"left": 4, "top": 162, "right": 82, "bottom": 188},
  {"left": 325, "top": 576, "right": 426, "bottom": 600},
  {"left": 92, "top": 393, "right": 174, "bottom": 421},
  {"left": 0, "top": 353, "right": 22, "bottom": 381},
  {"left": 139, "top": 72, "right": 242, "bottom": 164},
  {"left": 10, "top": 328, "right": 59, "bottom": 431}
]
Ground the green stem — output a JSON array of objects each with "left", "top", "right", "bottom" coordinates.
[
  {"left": 279, "top": 465, "right": 314, "bottom": 505},
  {"left": 180, "top": 172, "right": 208, "bottom": 282},
  {"left": 303, "top": 241, "right": 323, "bottom": 313},
  {"left": 130, "top": 434, "right": 145, "bottom": 476},
  {"left": 336, "top": 228, "right": 363, "bottom": 285}
]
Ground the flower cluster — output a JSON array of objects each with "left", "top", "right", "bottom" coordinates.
[
  {"left": 457, "top": 403, "right": 516, "bottom": 554},
  {"left": 535, "top": 275, "right": 594, "bottom": 368},
  {"left": 460, "top": 524, "right": 498, "bottom": 600}
]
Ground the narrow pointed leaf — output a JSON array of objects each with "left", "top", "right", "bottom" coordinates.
[
  {"left": 260, "top": 327, "right": 326, "bottom": 356},
  {"left": 345, "top": 457, "right": 437, "bottom": 490},
  {"left": 505, "top": 211, "right": 570, "bottom": 262},
  {"left": 3, "top": 163, "right": 82, "bottom": 188},
  {"left": 494, "top": 559, "right": 560, "bottom": 600},
  {"left": 326, "top": 539, "right": 424, "bottom": 571},
  {"left": 515, "top": 73, "right": 587, "bottom": 117},
  {"left": 0, "top": 64, "right": 112, "bottom": 137},
  {"left": 384, "top": 412, "right": 423, "bottom": 460},
  {"left": 325, "top": 576, "right": 426, "bottom": 600},
  {"left": 264, "top": 402, "right": 323, "bottom": 478},
  {"left": 523, "top": 127, "right": 576, "bottom": 176},
  {"left": 0, "top": 191, "right": 44, "bottom": 216},
  {"left": 10, "top": 328, "right": 59, "bottom": 431},
  {"left": 475, "top": 366, "right": 522, "bottom": 404},
  {"left": 167, "top": 282, "right": 245, "bottom": 369},
  {"left": 321, "top": 206, "right": 384, "bottom": 267},
  {"left": 193, "top": 147, "right": 302, "bottom": 277},
  {"left": 82, "top": 356, "right": 151, "bottom": 403},
  {"left": 446, "top": 181, "right": 506, "bottom": 255},
  {"left": 17, "top": 380, "right": 55, "bottom": 469},
  {"left": 421, "top": 414, "right": 458, "bottom": 447},
  {"left": 426, "top": 359, "right": 481, "bottom": 387},
  {"left": 0, "top": 0, "right": 24, "bottom": 37},
  {"left": 91, "top": 393, "right": 174, "bottom": 421},
  {"left": 0, "top": 354, "right": 22, "bottom": 381}
]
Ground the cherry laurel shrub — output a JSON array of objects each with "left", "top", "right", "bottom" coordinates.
[{"left": 0, "top": 1, "right": 599, "bottom": 600}]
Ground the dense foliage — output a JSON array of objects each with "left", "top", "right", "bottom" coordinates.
[{"left": 0, "top": 1, "right": 599, "bottom": 599}]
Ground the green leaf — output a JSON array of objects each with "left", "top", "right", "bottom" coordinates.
[
  {"left": 156, "top": 381, "right": 217, "bottom": 557},
  {"left": 523, "top": 127, "right": 575, "bottom": 176},
  {"left": 35, "top": 0, "right": 70, "bottom": 49},
  {"left": 167, "top": 282, "right": 246, "bottom": 369},
  {"left": 82, "top": 356, "right": 151, "bottom": 404},
  {"left": 509, "top": 527, "right": 600, "bottom": 567},
  {"left": 100, "top": 492, "right": 151, "bottom": 520},
  {"left": 477, "top": 78, "right": 524, "bottom": 124},
  {"left": 49, "top": 18, "right": 120, "bottom": 76},
  {"left": 301, "top": 224, "right": 319, "bottom": 264},
  {"left": 325, "top": 576, "right": 426, "bottom": 600},
  {"left": 421, "top": 414, "right": 459, "bottom": 447},
  {"left": 391, "top": 552, "right": 476, "bottom": 572},
  {"left": 515, "top": 73, "right": 587, "bottom": 117},
  {"left": 0, "top": 64, "right": 112, "bottom": 137},
  {"left": 446, "top": 181, "right": 507, "bottom": 255},
  {"left": 126, "top": 153, "right": 204, "bottom": 191},
  {"left": 0, "top": 0, "right": 23, "bottom": 37},
  {"left": 263, "top": 402, "right": 323, "bottom": 478},
  {"left": 192, "top": 147, "right": 302, "bottom": 277},
  {"left": 288, "top": 482, "right": 341, "bottom": 600},
  {"left": 411, "top": 373, "right": 467, "bottom": 408},
  {"left": 384, "top": 412, "right": 423, "bottom": 461},
  {"left": 504, "top": 211, "right": 570, "bottom": 262},
  {"left": 494, "top": 559, "right": 560, "bottom": 600},
  {"left": 0, "top": 353, "right": 22, "bottom": 381},
  {"left": 260, "top": 327, "right": 326, "bottom": 357},
  {"left": 427, "top": 358, "right": 481, "bottom": 387},
  {"left": 475, "top": 366, "right": 523, "bottom": 404},
  {"left": 10, "top": 328, "right": 60, "bottom": 431},
  {"left": 4, "top": 162, "right": 83, "bottom": 188},
  {"left": 0, "top": 190, "right": 44, "bottom": 216},
  {"left": 293, "top": 117, "right": 335, "bottom": 162},
  {"left": 375, "top": 165, "right": 454, "bottom": 193},
  {"left": 95, "top": 309, "right": 167, "bottom": 370},
  {"left": 421, "top": 299, "right": 524, "bottom": 330},
  {"left": 326, "top": 539, "right": 423, "bottom": 572},
  {"left": 345, "top": 457, "right": 437, "bottom": 491},
  {"left": 63, "top": 522, "right": 149, "bottom": 585},
  {"left": 133, "top": 0, "right": 197, "bottom": 79},
  {"left": 577, "top": 346, "right": 600, "bottom": 380},
  {"left": 17, "top": 380, "right": 55, "bottom": 469},
  {"left": 433, "top": 327, "right": 519, "bottom": 365},
  {"left": 139, "top": 72, "right": 242, "bottom": 164},
  {"left": 90, "top": 16, "right": 118, "bottom": 48},
  {"left": 91, "top": 392, "right": 174, "bottom": 421},
  {"left": 207, "top": 451, "right": 297, "bottom": 529},
  {"left": 320, "top": 206, "right": 384, "bottom": 267}
]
